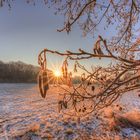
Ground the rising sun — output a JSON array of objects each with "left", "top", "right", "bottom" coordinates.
[{"left": 53, "top": 70, "right": 61, "bottom": 77}]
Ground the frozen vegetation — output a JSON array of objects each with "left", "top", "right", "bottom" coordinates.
[{"left": 0, "top": 84, "right": 140, "bottom": 140}]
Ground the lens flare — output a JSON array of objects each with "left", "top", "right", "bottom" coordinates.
[{"left": 53, "top": 70, "right": 61, "bottom": 77}]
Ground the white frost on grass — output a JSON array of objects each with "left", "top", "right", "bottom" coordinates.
[{"left": 0, "top": 84, "right": 140, "bottom": 139}]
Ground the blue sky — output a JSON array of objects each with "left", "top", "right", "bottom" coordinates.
[{"left": 0, "top": 1, "right": 113, "bottom": 70}]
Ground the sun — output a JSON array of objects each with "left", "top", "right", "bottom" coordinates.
[{"left": 53, "top": 70, "right": 61, "bottom": 77}]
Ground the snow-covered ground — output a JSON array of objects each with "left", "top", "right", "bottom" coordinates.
[{"left": 0, "top": 84, "right": 140, "bottom": 140}]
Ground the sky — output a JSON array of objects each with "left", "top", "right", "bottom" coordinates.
[{"left": 0, "top": 1, "right": 113, "bottom": 71}]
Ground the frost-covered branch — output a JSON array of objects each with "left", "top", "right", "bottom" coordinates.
[{"left": 38, "top": 36, "right": 140, "bottom": 116}]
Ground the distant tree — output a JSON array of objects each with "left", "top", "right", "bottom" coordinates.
[
  {"left": 0, "top": 61, "right": 39, "bottom": 83},
  {"left": 1, "top": 0, "right": 140, "bottom": 116}
]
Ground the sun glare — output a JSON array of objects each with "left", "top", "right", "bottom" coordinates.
[{"left": 54, "top": 70, "right": 61, "bottom": 77}]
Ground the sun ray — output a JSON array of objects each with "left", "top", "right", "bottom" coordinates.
[{"left": 54, "top": 70, "right": 61, "bottom": 77}]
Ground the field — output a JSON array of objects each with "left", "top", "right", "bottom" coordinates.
[{"left": 0, "top": 84, "right": 140, "bottom": 140}]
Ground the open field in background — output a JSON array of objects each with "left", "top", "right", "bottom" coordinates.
[{"left": 0, "top": 84, "right": 140, "bottom": 140}]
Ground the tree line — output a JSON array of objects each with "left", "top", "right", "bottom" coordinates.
[{"left": 0, "top": 61, "right": 39, "bottom": 83}]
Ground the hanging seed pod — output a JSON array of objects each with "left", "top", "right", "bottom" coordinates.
[
  {"left": 93, "top": 36, "right": 103, "bottom": 60},
  {"left": 61, "top": 66, "right": 64, "bottom": 76},
  {"left": 91, "top": 85, "right": 95, "bottom": 91},
  {"left": 100, "top": 77, "right": 103, "bottom": 81},
  {"left": 79, "top": 109, "right": 81, "bottom": 112},
  {"left": 81, "top": 73, "right": 85, "bottom": 81},
  {"left": 38, "top": 50, "right": 49, "bottom": 98},
  {"left": 43, "top": 71, "right": 49, "bottom": 90},
  {"left": 63, "top": 101, "right": 68, "bottom": 109},
  {"left": 68, "top": 72, "right": 72, "bottom": 87},
  {"left": 62, "top": 59, "right": 68, "bottom": 79},
  {"left": 66, "top": 21, "right": 71, "bottom": 34},
  {"left": 38, "top": 70, "right": 49, "bottom": 98},
  {"left": 65, "top": 66, "right": 68, "bottom": 78},
  {"left": 74, "top": 63, "right": 77, "bottom": 72},
  {"left": 87, "top": 81, "right": 92, "bottom": 86}
]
